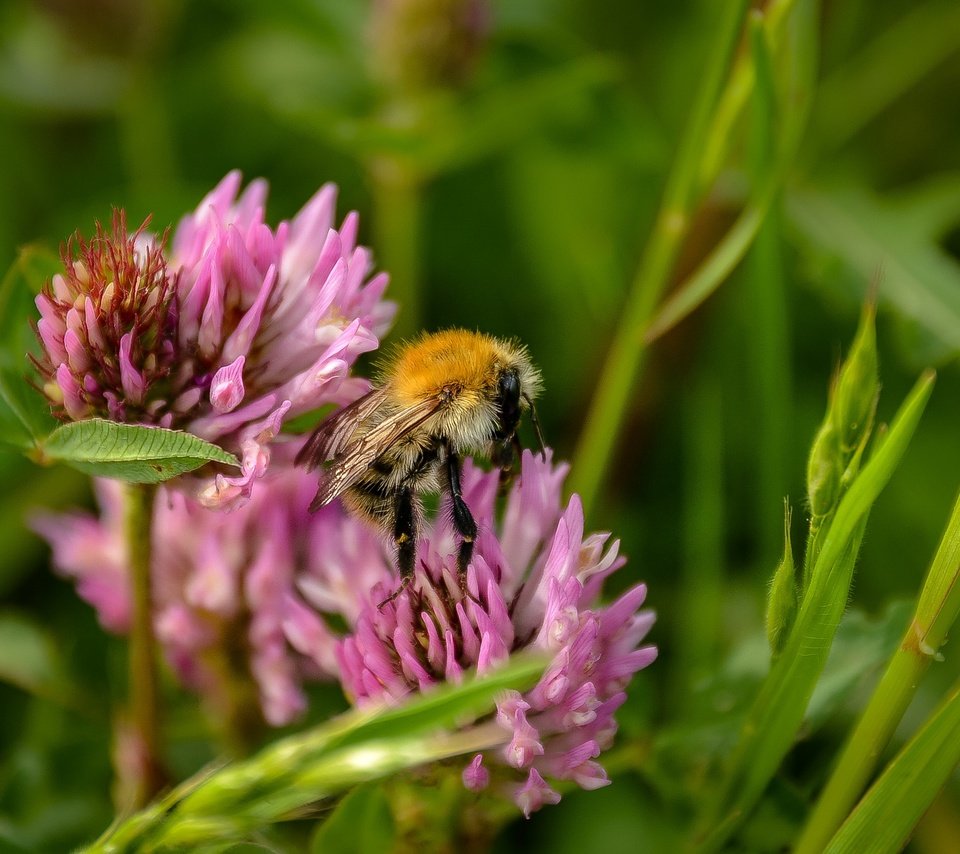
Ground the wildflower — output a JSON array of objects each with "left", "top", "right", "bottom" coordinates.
[
  {"left": 35, "top": 465, "right": 394, "bottom": 728},
  {"left": 326, "top": 450, "right": 657, "bottom": 815},
  {"left": 34, "top": 172, "right": 393, "bottom": 507},
  {"left": 35, "top": 448, "right": 655, "bottom": 807}
]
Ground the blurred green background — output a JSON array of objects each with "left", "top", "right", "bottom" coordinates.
[{"left": 1, "top": 0, "right": 959, "bottom": 851}]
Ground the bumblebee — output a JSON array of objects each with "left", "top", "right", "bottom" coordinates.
[{"left": 296, "top": 329, "right": 544, "bottom": 601}]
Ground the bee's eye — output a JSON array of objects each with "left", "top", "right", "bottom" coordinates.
[{"left": 498, "top": 370, "right": 520, "bottom": 403}]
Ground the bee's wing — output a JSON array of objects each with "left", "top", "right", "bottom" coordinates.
[
  {"left": 295, "top": 388, "right": 388, "bottom": 471},
  {"left": 309, "top": 396, "right": 443, "bottom": 510}
]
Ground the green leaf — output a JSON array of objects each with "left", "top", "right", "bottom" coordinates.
[
  {"left": 38, "top": 419, "right": 240, "bottom": 483},
  {"left": 788, "top": 183, "right": 960, "bottom": 362},
  {"left": 309, "top": 784, "right": 395, "bottom": 854},
  {"left": 0, "top": 612, "right": 60, "bottom": 695},
  {"left": 0, "top": 245, "right": 60, "bottom": 447},
  {"left": 825, "top": 678, "right": 960, "bottom": 854},
  {"left": 0, "top": 611, "right": 87, "bottom": 711},
  {"left": 88, "top": 654, "right": 547, "bottom": 852},
  {"left": 805, "top": 601, "right": 912, "bottom": 731},
  {"left": 695, "top": 370, "right": 935, "bottom": 851},
  {"left": 644, "top": 0, "right": 818, "bottom": 344}
]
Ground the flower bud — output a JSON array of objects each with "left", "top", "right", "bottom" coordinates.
[
  {"left": 834, "top": 301, "right": 879, "bottom": 455},
  {"left": 370, "top": 0, "right": 489, "bottom": 92},
  {"left": 766, "top": 501, "right": 797, "bottom": 658},
  {"left": 806, "top": 420, "right": 841, "bottom": 521},
  {"left": 803, "top": 300, "right": 879, "bottom": 585},
  {"left": 33, "top": 212, "right": 176, "bottom": 424}
]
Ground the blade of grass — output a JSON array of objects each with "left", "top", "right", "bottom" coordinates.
[
  {"left": 692, "top": 370, "right": 935, "bottom": 852},
  {"left": 642, "top": 186, "right": 776, "bottom": 344},
  {"left": 698, "top": 0, "right": 803, "bottom": 185},
  {"left": 87, "top": 653, "right": 546, "bottom": 852},
  {"left": 824, "top": 677, "right": 960, "bottom": 854},
  {"left": 646, "top": 10, "right": 781, "bottom": 346},
  {"left": 570, "top": 0, "right": 751, "bottom": 513},
  {"left": 813, "top": 1, "right": 960, "bottom": 151},
  {"left": 645, "top": 0, "right": 817, "bottom": 345},
  {"left": 796, "top": 486, "right": 960, "bottom": 853}
]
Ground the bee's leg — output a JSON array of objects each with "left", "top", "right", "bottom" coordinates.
[
  {"left": 523, "top": 394, "right": 547, "bottom": 461},
  {"left": 378, "top": 487, "right": 417, "bottom": 610},
  {"left": 445, "top": 444, "right": 477, "bottom": 576},
  {"left": 497, "top": 435, "right": 524, "bottom": 493}
]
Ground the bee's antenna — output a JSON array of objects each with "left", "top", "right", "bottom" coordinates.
[{"left": 523, "top": 394, "right": 547, "bottom": 461}]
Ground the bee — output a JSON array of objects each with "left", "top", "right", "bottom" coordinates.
[{"left": 295, "top": 329, "right": 545, "bottom": 604}]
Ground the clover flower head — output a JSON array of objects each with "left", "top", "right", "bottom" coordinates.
[
  {"left": 326, "top": 450, "right": 657, "bottom": 815},
  {"left": 34, "top": 212, "right": 176, "bottom": 423},
  {"left": 34, "top": 172, "right": 394, "bottom": 507},
  {"left": 35, "top": 463, "right": 396, "bottom": 728},
  {"left": 34, "top": 448, "right": 656, "bottom": 794}
]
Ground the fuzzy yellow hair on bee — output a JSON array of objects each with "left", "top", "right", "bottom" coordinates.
[{"left": 296, "top": 329, "right": 544, "bottom": 605}]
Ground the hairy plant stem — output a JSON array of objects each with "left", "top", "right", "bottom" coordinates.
[
  {"left": 122, "top": 481, "right": 167, "bottom": 810},
  {"left": 796, "top": 487, "right": 960, "bottom": 853},
  {"left": 691, "top": 371, "right": 934, "bottom": 852}
]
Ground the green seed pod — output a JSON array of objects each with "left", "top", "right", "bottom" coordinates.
[
  {"left": 806, "top": 417, "right": 841, "bottom": 520},
  {"left": 834, "top": 301, "right": 879, "bottom": 455},
  {"left": 766, "top": 501, "right": 797, "bottom": 658}
]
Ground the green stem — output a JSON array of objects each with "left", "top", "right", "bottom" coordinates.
[
  {"left": 746, "top": 205, "right": 791, "bottom": 561},
  {"left": 823, "top": 677, "right": 960, "bottom": 854},
  {"left": 691, "top": 371, "right": 935, "bottom": 852},
  {"left": 699, "top": 0, "right": 800, "bottom": 183},
  {"left": 569, "top": 0, "right": 750, "bottom": 514},
  {"left": 369, "top": 153, "right": 424, "bottom": 342},
  {"left": 122, "top": 481, "right": 167, "bottom": 811},
  {"left": 85, "top": 653, "right": 547, "bottom": 852},
  {"left": 796, "top": 486, "right": 960, "bottom": 854}
]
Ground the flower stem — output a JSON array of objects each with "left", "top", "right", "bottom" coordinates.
[
  {"left": 822, "top": 676, "right": 960, "bottom": 854},
  {"left": 122, "top": 481, "right": 167, "bottom": 810},
  {"left": 569, "top": 0, "right": 750, "bottom": 514},
  {"left": 691, "top": 371, "right": 934, "bottom": 852},
  {"left": 795, "top": 486, "right": 960, "bottom": 854}
]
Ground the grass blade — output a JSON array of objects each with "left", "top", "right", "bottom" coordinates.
[
  {"left": 87, "top": 653, "right": 546, "bottom": 852},
  {"left": 693, "top": 370, "right": 935, "bottom": 851},
  {"left": 824, "top": 678, "right": 960, "bottom": 854},
  {"left": 796, "top": 486, "right": 960, "bottom": 852}
]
